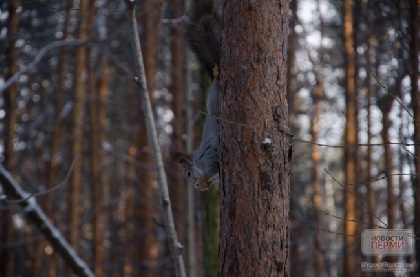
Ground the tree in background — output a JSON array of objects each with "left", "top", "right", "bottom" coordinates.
[
  {"left": 1, "top": 0, "right": 18, "bottom": 275},
  {"left": 342, "top": 0, "right": 357, "bottom": 275}
]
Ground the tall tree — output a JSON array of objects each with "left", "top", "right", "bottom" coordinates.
[
  {"left": 68, "top": 0, "right": 89, "bottom": 250},
  {"left": 166, "top": 0, "right": 192, "bottom": 274},
  {"left": 409, "top": 0, "right": 420, "bottom": 273},
  {"left": 135, "top": 0, "right": 160, "bottom": 275},
  {"left": 36, "top": 1, "right": 73, "bottom": 276},
  {"left": 365, "top": 0, "right": 376, "bottom": 230},
  {"left": 86, "top": 1, "right": 108, "bottom": 275},
  {"left": 342, "top": 0, "right": 357, "bottom": 275},
  {"left": 1, "top": 0, "right": 19, "bottom": 275},
  {"left": 311, "top": 63, "right": 324, "bottom": 277},
  {"left": 219, "top": 0, "right": 291, "bottom": 275}
]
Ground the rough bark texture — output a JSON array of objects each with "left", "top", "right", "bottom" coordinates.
[{"left": 219, "top": 0, "right": 291, "bottom": 276}]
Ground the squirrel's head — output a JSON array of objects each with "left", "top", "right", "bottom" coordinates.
[{"left": 171, "top": 151, "right": 217, "bottom": 191}]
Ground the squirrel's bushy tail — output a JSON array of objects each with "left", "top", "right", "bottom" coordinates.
[{"left": 185, "top": 0, "right": 221, "bottom": 78}]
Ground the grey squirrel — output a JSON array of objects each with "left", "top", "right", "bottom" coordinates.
[{"left": 171, "top": 0, "right": 221, "bottom": 191}]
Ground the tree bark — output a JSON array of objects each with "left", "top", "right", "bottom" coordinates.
[
  {"left": 311, "top": 71, "right": 324, "bottom": 277},
  {"left": 219, "top": 0, "right": 291, "bottom": 276},
  {"left": 410, "top": 0, "right": 420, "bottom": 274},
  {"left": 135, "top": 1, "right": 160, "bottom": 275},
  {"left": 343, "top": 0, "right": 357, "bottom": 275},
  {"left": 86, "top": 1, "right": 108, "bottom": 275},
  {"left": 68, "top": 0, "right": 89, "bottom": 250},
  {"left": 1, "top": 0, "right": 18, "bottom": 275},
  {"left": 167, "top": 0, "right": 191, "bottom": 275},
  {"left": 35, "top": 2, "right": 73, "bottom": 276}
]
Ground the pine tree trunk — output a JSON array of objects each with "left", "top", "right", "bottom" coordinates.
[
  {"left": 219, "top": 0, "right": 291, "bottom": 275},
  {"left": 86, "top": 1, "right": 107, "bottom": 274},
  {"left": 135, "top": 1, "right": 160, "bottom": 275},
  {"left": 311, "top": 72, "right": 324, "bottom": 276},
  {"left": 343, "top": 0, "right": 357, "bottom": 275},
  {"left": 410, "top": 0, "right": 420, "bottom": 273},
  {"left": 1, "top": 0, "right": 18, "bottom": 275},
  {"left": 68, "top": 0, "right": 88, "bottom": 250}
]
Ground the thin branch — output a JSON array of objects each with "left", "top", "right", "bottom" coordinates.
[
  {"left": 0, "top": 39, "right": 88, "bottom": 94},
  {"left": 200, "top": 109, "right": 419, "bottom": 148},
  {"left": 6, "top": 156, "right": 78, "bottom": 204},
  {"left": 324, "top": 168, "right": 388, "bottom": 228},
  {"left": 0, "top": 164, "right": 94, "bottom": 277},
  {"left": 371, "top": 69, "right": 414, "bottom": 119},
  {"left": 124, "top": 1, "right": 186, "bottom": 277},
  {"left": 398, "top": 128, "right": 415, "bottom": 158},
  {"left": 293, "top": 137, "right": 420, "bottom": 148}
]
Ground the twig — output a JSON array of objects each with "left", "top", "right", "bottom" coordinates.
[
  {"left": 0, "top": 39, "right": 88, "bottom": 94},
  {"left": 6, "top": 156, "right": 78, "bottom": 203},
  {"left": 124, "top": 1, "right": 186, "bottom": 277},
  {"left": 371, "top": 69, "right": 414, "bottom": 119},
  {"left": 0, "top": 164, "right": 94, "bottom": 277},
  {"left": 324, "top": 168, "right": 388, "bottom": 228}
]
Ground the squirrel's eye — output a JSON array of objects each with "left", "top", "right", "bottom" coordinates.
[{"left": 186, "top": 170, "right": 192, "bottom": 178}]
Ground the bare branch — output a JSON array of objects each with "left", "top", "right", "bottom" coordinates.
[
  {"left": 0, "top": 39, "right": 88, "bottom": 94},
  {"left": 6, "top": 156, "right": 78, "bottom": 204},
  {"left": 324, "top": 168, "right": 388, "bottom": 228},
  {"left": 124, "top": 1, "right": 186, "bottom": 277},
  {"left": 0, "top": 164, "right": 94, "bottom": 277},
  {"left": 371, "top": 69, "right": 414, "bottom": 119}
]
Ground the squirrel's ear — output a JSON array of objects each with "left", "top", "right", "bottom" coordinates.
[{"left": 170, "top": 151, "right": 193, "bottom": 165}]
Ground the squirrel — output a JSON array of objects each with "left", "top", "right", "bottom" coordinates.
[{"left": 171, "top": 0, "right": 221, "bottom": 191}]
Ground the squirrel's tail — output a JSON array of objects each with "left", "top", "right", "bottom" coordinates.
[{"left": 185, "top": 0, "right": 221, "bottom": 78}]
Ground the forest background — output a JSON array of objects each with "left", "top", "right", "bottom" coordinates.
[{"left": 0, "top": 0, "right": 419, "bottom": 276}]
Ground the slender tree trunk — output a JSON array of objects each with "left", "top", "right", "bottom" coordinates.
[
  {"left": 125, "top": 83, "right": 138, "bottom": 276},
  {"left": 166, "top": 0, "right": 190, "bottom": 275},
  {"left": 1, "top": 0, "right": 18, "bottom": 275},
  {"left": 365, "top": 0, "right": 376, "bottom": 230},
  {"left": 219, "top": 0, "right": 291, "bottom": 275},
  {"left": 93, "top": 7, "right": 109, "bottom": 274},
  {"left": 410, "top": 0, "right": 420, "bottom": 274},
  {"left": 287, "top": 1, "right": 299, "bottom": 276},
  {"left": 68, "top": 0, "right": 89, "bottom": 250},
  {"left": 311, "top": 74, "right": 324, "bottom": 277},
  {"left": 34, "top": 1, "right": 73, "bottom": 275},
  {"left": 135, "top": 1, "right": 160, "bottom": 275},
  {"left": 382, "top": 106, "right": 395, "bottom": 231},
  {"left": 343, "top": 0, "right": 357, "bottom": 275},
  {"left": 287, "top": 0, "right": 297, "bottom": 121},
  {"left": 86, "top": 2, "right": 107, "bottom": 275}
]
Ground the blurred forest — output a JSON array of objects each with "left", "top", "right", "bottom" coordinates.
[{"left": 0, "top": 0, "right": 419, "bottom": 276}]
